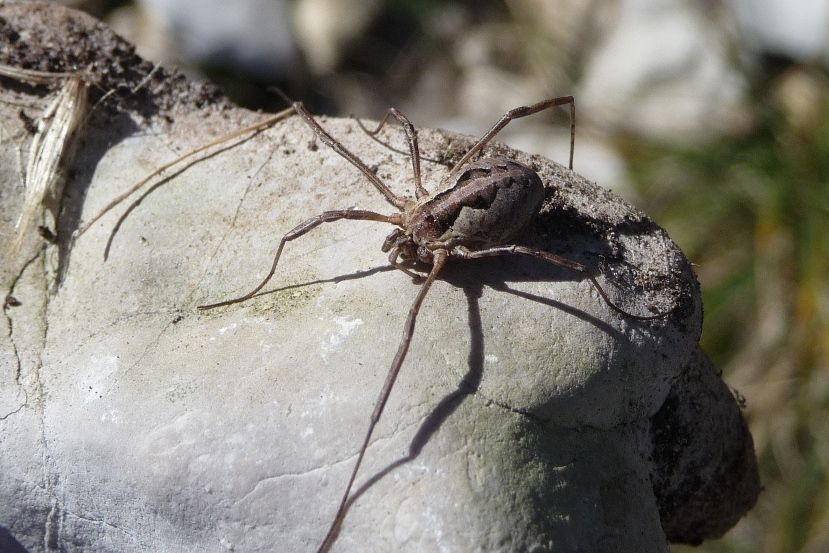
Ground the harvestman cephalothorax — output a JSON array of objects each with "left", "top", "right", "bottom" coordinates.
[{"left": 194, "top": 97, "right": 673, "bottom": 552}]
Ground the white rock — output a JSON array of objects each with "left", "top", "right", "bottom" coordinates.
[
  {"left": 728, "top": 0, "right": 829, "bottom": 63},
  {"left": 579, "top": 0, "right": 748, "bottom": 141},
  {"left": 0, "top": 4, "right": 758, "bottom": 552},
  {"left": 135, "top": 0, "right": 298, "bottom": 78}
]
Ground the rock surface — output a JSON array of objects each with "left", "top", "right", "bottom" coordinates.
[
  {"left": 0, "top": 3, "right": 758, "bottom": 552},
  {"left": 728, "top": 0, "right": 829, "bottom": 63},
  {"left": 578, "top": 0, "right": 747, "bottom": 141}
]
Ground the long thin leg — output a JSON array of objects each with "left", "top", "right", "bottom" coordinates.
[
  {"left": 387, "top": 247, "right": 425, "bottom": 282},
  {"left": 198, "top": 209, "right": 401, "bottom": 309},
  {"left": 353, "top": 115, "right": 446, "bottom": 168},
  {"left": 317, "top": 249, "right": 449, "bottom": 553},
  {"left": 450, "top": 245, "right": 670, "bottom": 320},
  {"left": 353, "top": 108, "right": 428, "bottom": 199},
  {"left": 445, "top": 96, "right": 575, "bottom": 185},
  {"left": 293, "top": 102, "right": 412, "bottom": 211},
  {"left": 76, "top": 106, "right": 296, "bottom": 240}
]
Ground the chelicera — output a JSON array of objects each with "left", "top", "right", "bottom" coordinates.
[{"left": 198, "top": 97, "right": 669, "bottom": 552}]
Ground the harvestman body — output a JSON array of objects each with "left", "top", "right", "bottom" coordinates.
[{"left": 198, "top": 97, "right": 668, "bottom": 552}]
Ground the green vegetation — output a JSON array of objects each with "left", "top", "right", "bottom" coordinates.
[{"left": 629, "top": 70, "right": 829, "bottom": 553}]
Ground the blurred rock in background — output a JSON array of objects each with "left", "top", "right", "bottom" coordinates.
[{"left": 728, "top": 0, "right": 829, "bottom": 64}]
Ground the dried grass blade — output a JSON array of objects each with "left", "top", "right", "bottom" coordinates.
[
  {"left": 74, "top": 106, "right": 296, "bottom": 239},
  {"left": 9, "top": 76, "right": 88, "bottom": 255},
  {"left": 0, "top": 63, "right": 78, "bottom": 85}
]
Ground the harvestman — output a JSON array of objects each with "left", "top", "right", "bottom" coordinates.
[{"left": 198, "top": 97, "right": 670, "bottom": 552}]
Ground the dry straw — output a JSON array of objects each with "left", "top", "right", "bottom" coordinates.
[{"left": 1, "top": 64, "right": 89, "bottom": 255}]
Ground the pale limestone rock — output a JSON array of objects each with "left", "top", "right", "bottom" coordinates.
[{"left": 0, "top": 3, "right": 757, "bottom": 552}]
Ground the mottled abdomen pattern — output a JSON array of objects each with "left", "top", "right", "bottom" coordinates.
[{"left": 410, "top": 157, "right": 545, "bottom": 249}]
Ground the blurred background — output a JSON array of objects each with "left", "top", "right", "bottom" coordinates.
[{"left": 59, "top": 0, "right": 829, "bottom": 551}]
